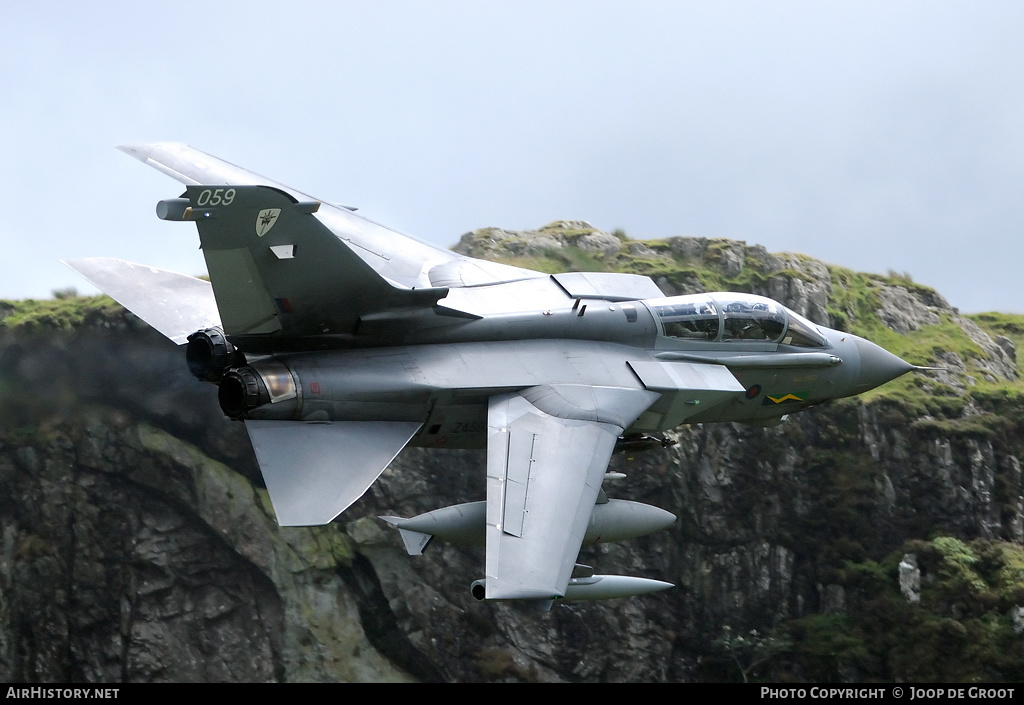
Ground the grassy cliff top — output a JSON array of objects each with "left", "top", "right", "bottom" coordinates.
[{"left": 0, "top": 292, "right": 124, "bottom": 329}]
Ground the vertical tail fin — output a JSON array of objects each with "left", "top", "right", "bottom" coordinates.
[{"left": 174, "top": 184, "right": 447, "bottom": 341}]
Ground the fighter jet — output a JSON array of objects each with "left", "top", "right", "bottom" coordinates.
[{"left": 66, "top": 143, "right": 916, "bottom": 608}]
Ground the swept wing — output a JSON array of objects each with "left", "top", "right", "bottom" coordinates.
[{"left": 484, "top": 385, "right": 659, "bottom": 603}]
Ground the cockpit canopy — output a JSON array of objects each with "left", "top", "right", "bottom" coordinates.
[{"left": 644, "top": 293, "right": 828, "bottom": 347}]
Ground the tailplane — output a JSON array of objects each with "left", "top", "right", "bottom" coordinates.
[{"left": 62, "top": 258, "right": 220, "bottom": 345}]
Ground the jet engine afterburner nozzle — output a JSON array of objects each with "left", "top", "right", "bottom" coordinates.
[
  {"left": 218, "top": 366, "right": 270, "bottom": 419},
  {"left": 186, "top": 327, "right": 240, "bottom": 383}
]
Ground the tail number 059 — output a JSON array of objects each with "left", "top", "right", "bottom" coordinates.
[{"left": 196, "top": 188, "right": 236, "bottom": 207}]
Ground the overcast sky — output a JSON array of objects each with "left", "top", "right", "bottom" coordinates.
[{"left": 2, "top": 1, "right": 1022, "bottom": 313}]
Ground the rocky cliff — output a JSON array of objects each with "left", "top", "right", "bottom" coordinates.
[{"left": 2, "top": 225, "right": 1023, "bottom": 682}]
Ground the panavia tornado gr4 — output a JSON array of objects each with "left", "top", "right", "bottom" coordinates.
[{"left": 66, "top": 143, "right": 918, "bottom": 609}]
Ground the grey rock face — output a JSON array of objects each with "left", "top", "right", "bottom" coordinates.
[
  {"left": 576, "top": 232, "right": 623, "bottom": 255},
  {"left": 957, "top": 317, "right": 1017, "bottom": 381},
  {"left": 2, "top": 237, "right": 1023, "bottom": 681},
  {"left": 876, "top": 286, "right": 942, "bottom": 334},
  {"left": 898, "top": 554, "right": 921, "bottom": 603}
]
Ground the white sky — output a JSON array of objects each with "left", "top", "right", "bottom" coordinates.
[{"left": 2, "top": 1, "right": 1022, "bottom": 313}]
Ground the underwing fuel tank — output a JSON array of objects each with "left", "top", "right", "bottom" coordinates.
[
  {"left": 380, "top": 498, "right": 676, "bottom": 555},
  {"left": 470, "top": 574, "right": 673, "bottom": 602}
]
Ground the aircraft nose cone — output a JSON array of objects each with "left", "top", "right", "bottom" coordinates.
[{"left": 852, "top": 337, "right": 915, "bottom": 394}]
